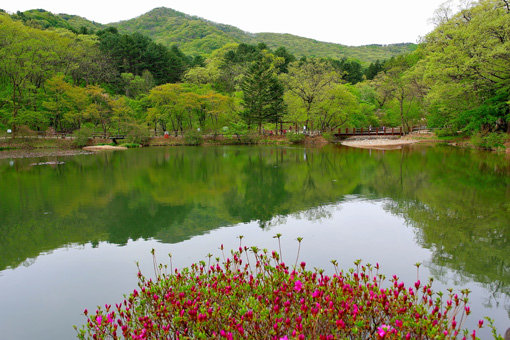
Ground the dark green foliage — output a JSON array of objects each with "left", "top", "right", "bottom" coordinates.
[
  {"left": 119, "top": 142, "right": 140, "bottom": 148},
  {"left": 241, "top": 58, "right": 286, "bottom": 131},
  {"left": 96, "top": 30, "right": 188, "bottom": 86},
  {"left": 224, "top": 43, "right": 263, "bottom": 63},
  {"left": 456, "top": 89, "right": 510, "bottom": 133},
  {"left": 273, "top": 46, "right": 296, "bottom": 73},
  {"left": 329, "top": 58, "right": 364, "bottom": 84},
  {"left": 364, "top": 60, "right": 384, "bottom": 80}
]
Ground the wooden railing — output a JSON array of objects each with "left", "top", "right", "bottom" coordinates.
[{"left": 335, "top": 127, "right": 403, "bottom": 136}]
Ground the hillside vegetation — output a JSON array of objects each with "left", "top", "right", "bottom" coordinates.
[
  {"left": 110, "top": 7, "right": 416, "bottom": 63},
  {"left": 1, "top": 1, "right": 508, "bottom": 149},
  {"left": 9, "top": 7, "right": 416, "bottom": 63}
]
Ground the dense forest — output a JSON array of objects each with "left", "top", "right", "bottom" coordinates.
[{"left": 0, "top": 0, "right": 508, "bottom": 142}]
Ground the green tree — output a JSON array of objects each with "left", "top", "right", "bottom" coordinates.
[
  {"left": 281, "top": 59, "right": 339, "bottom": 131},
  {"left": 420, "top": 0, "right": 510, "bottom": 133},
  {"left": 240, "top": 57, "right": 286, "bottom": 132},
  {"left": 314, "top": 84, "right": 361, "bottom": 131},
  {"left": 0, "top": 15, "right": 58, "bottom": 130}
]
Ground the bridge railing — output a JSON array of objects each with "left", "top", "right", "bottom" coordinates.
[{"left": 336, "top": 127, "right": 403, "bottom": 136}]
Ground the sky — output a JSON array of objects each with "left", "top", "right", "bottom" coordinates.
[{"left": 2, "top": 0, "right": 457, "bottom": 46}]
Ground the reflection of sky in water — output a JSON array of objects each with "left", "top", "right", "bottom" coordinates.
[{"left": 0, "top": 199, "right": 507, "bottom": 339}]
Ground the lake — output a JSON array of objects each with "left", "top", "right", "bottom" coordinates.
[{"left": 0, "top": 144, "right": 508, "bottom": 339}]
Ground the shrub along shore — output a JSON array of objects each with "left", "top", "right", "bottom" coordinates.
[{"left": 76, "top": 243, "right": 499, "bottom": 339}]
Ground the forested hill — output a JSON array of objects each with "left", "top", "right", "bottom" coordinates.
[
  {"left": 107, "top": 7, "right": 417, "bottom": 63},
  {"left": 8, "top": 7, "right": 416, "bottom": 63},
  {"left": 8, "top": 8, "right": 104, "bottom": 33}
]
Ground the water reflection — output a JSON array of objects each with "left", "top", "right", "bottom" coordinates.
[{"left": 0, "top": 144, "right": 509, "bottom": 321}]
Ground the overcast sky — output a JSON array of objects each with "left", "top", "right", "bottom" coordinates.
[{"left": 3, "top": 0, "right": 457, "bottom": 46}]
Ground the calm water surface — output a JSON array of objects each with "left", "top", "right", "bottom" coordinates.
[{"left": 0, "top": 145, "right": 508, "bottom": 339}]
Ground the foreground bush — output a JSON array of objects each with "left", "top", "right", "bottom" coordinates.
[
  {"left": 77, "top": 244, "right": 494, "bottom": 339},
  {"left": 125, "top": 124, "right": 151, "bottom": 146},
  {"left": 470, "top": 132, "right": 507, "bottom": 150},
  {"left": 72, "top": 127, "right": 93, "bottom": 148},
  {"left": 287, "top": 132, "right": 305, "bottom": 144},
  {"left": 184, "top": 130, "right": 204, "bottom": 146}
]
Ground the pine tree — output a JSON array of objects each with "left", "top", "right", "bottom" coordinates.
[{"left": 241, "top": 58, "right": 286, "bottom": 132}]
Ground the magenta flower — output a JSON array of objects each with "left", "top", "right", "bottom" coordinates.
[
  {"left": 377, "top": 327, "right": 387, "bottom": 338},
  {"left": 96, "top": 315, "right": 102, "bottom": 325},
  {"left": 294, "top": 280, "right": 303, "bottom": 292},
  {"left": 377, "top": 325, "right": 394, "bottom": 338}
]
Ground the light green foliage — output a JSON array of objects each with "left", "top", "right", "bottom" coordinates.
[
  {"left": 2, "top": 3, "right": 509, "bottom": 140},
  {"left": 0, "top": 14, "right": 109, "bottom": 132},
  {"left": 286, "top": 132, "right": 305, "bottom": 144},
  {"left": 43, "top": 75, "right": 88, "bottom": 131},
  {"left": 419, "top": 0, "right": 510, "bottom": 133},
  {"left": 314, "top": 84, "right": 362, "bottom": 131},
  {"left": 369, "top": 53, "right": 426, "bottom": 132},
  {"left": 281, "top": 59, "right": 341, "bottom": 130},
  {"left": 147, "top": 83, "right": 231, "bottom": 135}
]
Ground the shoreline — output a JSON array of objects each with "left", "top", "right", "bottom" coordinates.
[
  {"left": 0, "top": 149, "right": 93, "bottom": 160},
  {"left": 340, "top": 138, "right": 420, "bottom": 150},
  {"left": 0, "top": 133, "right": 507, "bottom": 159}
]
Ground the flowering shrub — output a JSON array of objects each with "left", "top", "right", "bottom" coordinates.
[{"left": 77, "top": 243, "right": 495, "bottom": 339}]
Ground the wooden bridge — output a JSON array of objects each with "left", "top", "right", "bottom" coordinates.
[{"left": 334, "top": 127, "right": 404, "bottom": 137}]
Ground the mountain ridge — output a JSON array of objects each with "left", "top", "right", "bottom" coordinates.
[
  {"left": 10, "top": 7, "right": 417, "bottom": 63},
  {"left": 109, "top": 7, "right": 417, "bottom": 63}
]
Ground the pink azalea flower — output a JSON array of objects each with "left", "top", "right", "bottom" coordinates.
[
  {"left": 377, "top": 327, "right": 386, "bottom": 338},
  {"left": 377, "top": 325, "right": 394, "bottom": 338},
  {"left": 96, "top": 315, "right": 102, "bottom": 325},
  {"left": 294, "top": 280, "right": 303, "bottom": 292}
]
